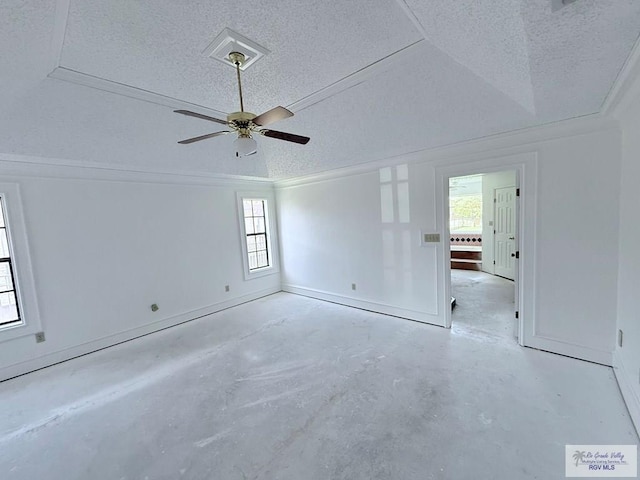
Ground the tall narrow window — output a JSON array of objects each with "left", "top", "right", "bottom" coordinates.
[
  {"left": 243, "top": 199, "right": 270, "bottom": 270},
  {"left": 0, "top": 198, "right": 21, "bottom": 329}
]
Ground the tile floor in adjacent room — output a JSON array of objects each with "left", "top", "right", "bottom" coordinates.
[{"left": 0, "top": 291, "right": 637, "bottom": 480}]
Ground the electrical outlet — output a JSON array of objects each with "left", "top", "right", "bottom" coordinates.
[
  {"left": 618, "top": 329, "right": 624, "bottom": 348},
  {"left": 351, "top": 283, "right": 356, "bottom": 291},
  {"left": 35, "top": 332, "right": 45, "bottom": 343},
  {"left": 225, "top": 285, "right": 230, "bottom": 292},
  {"left": 150, "top": 303, "right": 159, "bottom": 312}
]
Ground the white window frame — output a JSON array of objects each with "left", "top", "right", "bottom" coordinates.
[
  {"left": 237, "top": 191, "right": 279, "bottom": 280},
  {"left": 0, "top": 183, "right": 41, "bottom": 342}
]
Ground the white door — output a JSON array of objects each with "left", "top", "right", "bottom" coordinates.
[{"left": 494, "top": 186, "right": 516, "bottom": 280}]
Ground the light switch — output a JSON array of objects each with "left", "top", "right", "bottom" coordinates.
[{"left": 423, "top": 233, "right": 440, "bottom": 243}]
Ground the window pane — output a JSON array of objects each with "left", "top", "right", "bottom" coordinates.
[
  {"left": 254, "top": 217, "right": 265, "bottom": 233},
  {"left": 246, "top": 235, "right": 257, "bottom": 253},
  {"left": 256, "top": 250, "right": 268, "bottom": 268},
  {"left": 248, "top": 252, "right": 258, "bottom": 270},
  {"left": 252, "top": 200, "right": 264, "bottom": 216},
  {"left": 255, "top": 234, "right": 266, "bottom": 251},
  {"left": 245, "top": 218, "right": 255, "bottom": 234},
  {"left": 0, "top": 263, "right": 14, "bottom": 291},
  {"left": 243, "top": 199, "right": 253, "bottom": 217},
  {"left": 0, "top": 230, "right": 9, "bottom": 258},
  {"left": 0, "top": 291, "right": 18, "bottom": 324}
]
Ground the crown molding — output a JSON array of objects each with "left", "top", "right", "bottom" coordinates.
[
  {"left": 274, "top": 112, "right": 616, "bottom": 188},
  {"left": 0, "top": 152, "right": 273, "bottom": 187},
  {"left": 48, "top": 67, "right": 229, "bottom": 119},
  {"left": 50, "top": 0, "right": 70, "bottom": 74},
  {"left": 286, "top": 40, "right": 424, "bottom": 113},
  {"left": 601, "top": 33, "right": 640, "bottom": 119}
]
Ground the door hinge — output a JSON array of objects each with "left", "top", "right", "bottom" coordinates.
[
  {"left": 515, "top": 311, "right": 519, "bottom": 319},
  {"left": 516, "top": 188, "right": 520, "bottom": 196},
  {"left": 494, "top": 198, "right": 497, "bottom": 203},
  {"left": 493, "top": 260, "right": 496, "bottom": 265}
]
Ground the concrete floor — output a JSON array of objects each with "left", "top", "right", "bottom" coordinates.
[
  {"left": 0, "top": 292, "right": 637, "bottom": 479},
  {"left": 451, "top": 269, "right": 516, "bottom": 342}
]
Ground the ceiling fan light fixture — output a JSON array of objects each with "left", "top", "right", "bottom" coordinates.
[{"left": 234, "top": 136, "right": 257, "bottom": 157}]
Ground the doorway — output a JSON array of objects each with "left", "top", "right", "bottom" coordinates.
[{"left": 448, "top": 170, "right": 519, "bottom": 342}]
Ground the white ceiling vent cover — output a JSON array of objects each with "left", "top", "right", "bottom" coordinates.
[{"left": 202, "top": 28, "right": 270, "bottom": 71}]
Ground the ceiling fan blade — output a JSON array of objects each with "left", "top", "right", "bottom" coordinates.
[
  {"left": 178, "top": 131, "right": 230, "bottom": 144},
  {"left": 252, "top": 106, "right": 293, "bottom": 126},
  {"left": 262, "top": 129, "right": 310, "bottom": 145},
  {"left": 174, "top": 110, "right": 228, "bottom": 125}
]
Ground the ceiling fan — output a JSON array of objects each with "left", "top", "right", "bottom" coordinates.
[{"left": 174, "top": 51, "right": 310, "bottom": 157}]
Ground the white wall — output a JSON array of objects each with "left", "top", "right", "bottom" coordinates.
[
  {"left": 276, "top": 163, "right": 441, "bottom": 322},
  {"left": 481, "top": 170, "right": 517, "bottom": 275},
  {"left": 613, "top": 85, "right": 640, "bottom": 430},
  {"left": 0, "top": 162, "right": 280, "bottom": 381},
  {"left": 277, "top": 124, "right": 621, "bottom": 365}
]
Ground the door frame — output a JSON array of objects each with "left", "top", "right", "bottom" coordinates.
[{"left": 435, "top": 152, "right": 537, "bottom": 347}]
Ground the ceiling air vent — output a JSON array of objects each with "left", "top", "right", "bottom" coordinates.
[{"left": 202, "top": 28, "right": 269, "bottom": 71}]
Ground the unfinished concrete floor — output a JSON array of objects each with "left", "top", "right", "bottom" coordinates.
[
  {"left": 451, "top": 269, "right": 516, "bottom": 342},
  {"left": 0, "top": 292, "right": 637, "bottom": 479}
]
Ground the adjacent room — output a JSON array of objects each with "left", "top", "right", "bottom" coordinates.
[
  {"left": 449, "top": 172, "right": 518, "bottom": 342},
  {"left": 2, "top": 1, "right": 640, "bottom": 478}
]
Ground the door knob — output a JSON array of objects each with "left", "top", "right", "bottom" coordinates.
[
  {"left": 509, "top": 236, "right": 515, "bottom": 240},
  {"left": 511, "top": 253, "right": 516, "bottom": 257}
]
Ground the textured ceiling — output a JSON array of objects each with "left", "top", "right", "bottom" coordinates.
[{"left": 1, "top": 0, "right": 640, "bottom": 179}]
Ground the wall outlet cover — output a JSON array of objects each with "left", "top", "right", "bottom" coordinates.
[
  {"left": 423, "top": 233, "right": 440, "bottom": 243},
  {"left": 150, "top": 303, "right": 159, "bottom": 312}
]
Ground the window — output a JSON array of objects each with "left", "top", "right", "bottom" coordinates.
[
  {"left": 0, "top": 197, "right": 21, "bottom": 329},
  {"left": 237, "top": 192, "right": 278, "bottom": 280},
  {"left": 0, "top": 183, "right": 41, "bottom": 341},
  {"left": 243, "top": 199, "right": 270, "bottom": 270}
]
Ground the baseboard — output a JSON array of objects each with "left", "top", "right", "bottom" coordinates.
[
  {"left": 282, "top": 284, "right": 440, "bottom": 324},
  {"left": 613, "top": 350, "right": 640, "bottom": 436},
  {"left": 0, "top": 287, "right": 280, "bottom": 382},
  {"left": 526, "top": 334, "right": 613, "bottom": 366}
]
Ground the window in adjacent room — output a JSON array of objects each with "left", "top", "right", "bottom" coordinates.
[
  {"left": 242, "top": 198, "right": 270, "bottom": 271},
  {"left": 0, "top": 197, "right": 21, "bottom": 329}
]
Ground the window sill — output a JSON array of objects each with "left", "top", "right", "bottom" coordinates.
[
  {"left": 244, "top": 265, "right": 279, "bottom": 280},
  {"left": 0, "top": 320, "right": 38, "bottom": 344}
]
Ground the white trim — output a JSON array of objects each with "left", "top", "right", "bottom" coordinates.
[
  {"left": 613, "top": 349, "right": 640, "bottom": 436},
  {"left": 283, "top": 284, "right": 441, "bottom": 325},
  {"left": 0, "top": 184, "right": 42, "bottom": 343},
  {"left": 48, "top": 67, "right": 229, "bottom": 120},
  {"left": 287, "top": 40, "right": 424, "bottom": 113},
  {"left": 0, "top": 153, "right": 274, "bottom": 187},
  {"left": 601, "top": 33, "right": 640, "bottom": 118},
  {"left": 274, "top": 114, "right": 614, "bottom": 188},
  {"left": 435, "top": 152, "right": 538, "bottom": 348},
  {"left": 0, "top": 287, "right": 280, "bottom": 382},
  {"left": 49, "top": 0, "right": 71, "bottom": 73},
  {"left": 236, "top": 191, "right": 280, "bottom": 280},
  {"left": 525, "top": 334, "right": 613, "bottom": 366}
]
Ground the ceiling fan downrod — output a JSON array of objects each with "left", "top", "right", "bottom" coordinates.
[{"left": 229, "top": 52, "right": 246, "bottom": 113}]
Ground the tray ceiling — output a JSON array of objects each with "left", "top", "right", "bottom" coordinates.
[{"left": 1, "top": 0, "right": 640, "bottom": 178}]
